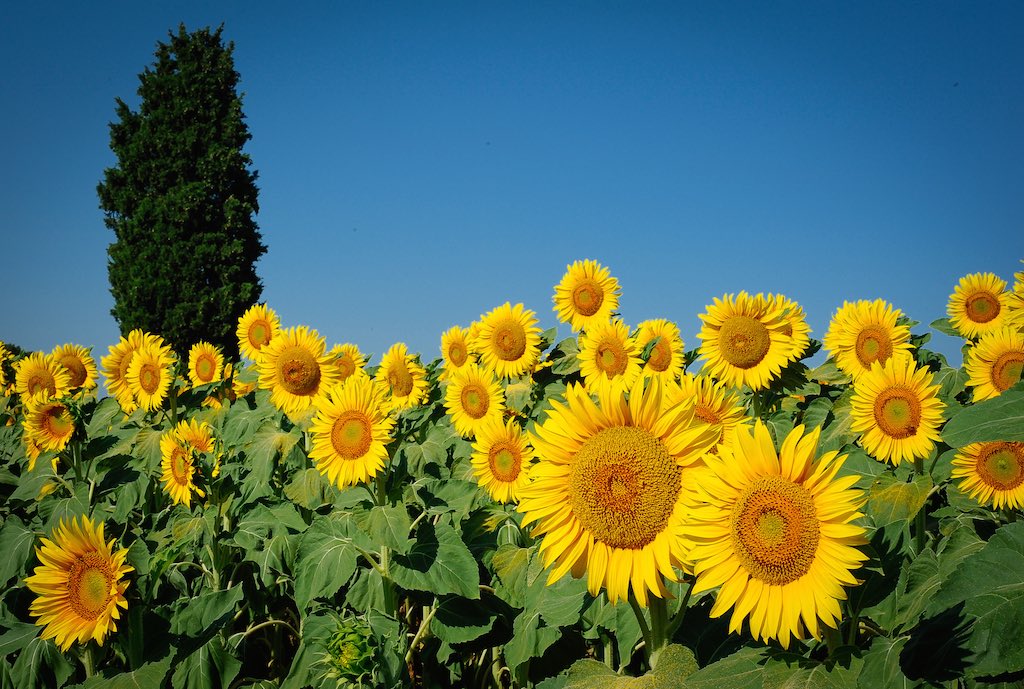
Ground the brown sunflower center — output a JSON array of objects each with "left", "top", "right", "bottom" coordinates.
[
  {"left": 694, "top": 403, "right": 721, "bottom": 426},
  {"left": 195, "top": 354, "right": 217, "bottom": 383},
  {"left": 460, "top": 383, "right": 490, "bottom": 419},
  {"left": 447, "top": 342, "right": 468, "bottom": 367},
  {"left": 492, "top": 320, "right": 527, "bottom": 362},
  {"left": 67, "top": 552, "right": 114, "bottom": 620},
  {"left": 567, "top": 426, "right": 680, "bottom": 550},
  {"left": 855, "top": 325, "right": 893, "bottom": 368},
  {"left": 731, "top": 475, "right": 819, "bottom": 585},
  {"left": 873, "top": 387, "right": 921, "bottom": 439},
  {"left": 976, "top": 442, "right": 1024, "bottom": 491},
  {"left": 387, "top": 363, "right": 414, "bottom": 397},
  {"left": 646, "top": 337, "right": 672, "bottom": 373},
  {"left": 277, "top": 345, "right": 322, "bottom": 396},
  {"left": 169, "top": 445, "right": 191, "bottom": 485},
  {"left": 138, "top": 363, "right": 161, "bottom": 395},
  {"left": 488, "top": 442, "right": 522, "bottom": 482},
  {"left": 596, "top": 338, "right": 628, "bottom": 378},
  {"left": 965, "top": 291, "right": 1000, "bottom": 324},
  {"left": 248, "top": 320, "right": 273, "bottom": 349},
  {"left": 330, "top": 411, "right": 373, "bottom": 460},
  {"left": 991, "top": 351, "right": 1024, "bottom": 392},
  {"left": 718, "top": 316, "right": 771, "bottom": 369},
  {"left": 43, "top": 406, "right": 73, "bottom": 439},
  {"left": 58, "top": 355, "right": 88, "bottom": 388},
  {"left": 27, "top": 371, "right": 56, "bottom": 398},
  {"left": 571, "top": 279, "right": 604, "bottom": 317},
  {"left": 336, "top": 354, "right": 356, "bottom": 380}
]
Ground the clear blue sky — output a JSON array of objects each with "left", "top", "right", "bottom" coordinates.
[{"left": 3, "top": 2, "right": 1023, "bottom": 373}]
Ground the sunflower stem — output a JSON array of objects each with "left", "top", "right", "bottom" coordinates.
[
  {"left": 627, "top": 594, "right": 653, "bottom": 666},
  {"left": 665, "top": 579, "right": 694, "bottom": 640},
  {"left": 914, "top": 456, "right": 928, "bottom": 554},
  {"left": 79, "top": 643, "right": 96, "bottom": 678},
  {"left": 647, "top": 595, "right": 670, "bottom": 668},
  {"left": 170, "top": 382, "right": 178, "bottom": 426}
]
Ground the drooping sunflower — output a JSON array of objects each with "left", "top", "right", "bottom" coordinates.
[
  {"left": 237, "top": 303, "right": 282, "bottom": 362},
  {"left": 126, "top": 341, "right": 176, "bottom": 412},
  {"left": 473, "top": 303, "right": 543, "bottom": 380},
  {"left": 664, "top": 373, "right": 751, "bottom": 452},
  {"left": 947, "top": 272, "right": 1015, "bottom": 340},
  {"left": 518, "top": 379, "right": 720, "bottom": 606},
  {"left": 683, "top": 422, "right": 868, "bottom": 649},
  {"left": 444, "top": 363, "right": 505, "bottom": 438},
  {"left": 578, "top": 319, "right": 643, "bottom": 398},
  {"left": 14, "top": 352, "right": 72, "bottom": 402},
  {"left": 309, "top": 375, "right": 395, "bottom": 489},
  {"left": 160, "top": 426, "right": 205, "bottom": 508},
  {"left": 258, "top": 326, "right": 340, "bottom": 415},
  {"left": 101, "top": 330, "right": 164, "bottom": 414},
  {"left": 187, "top": 341, "right": 224, "bottom": 388},
  {"left": 635, "top": 319, "right": 685, "bottom": 383},
  {"left": 965, "top": 327, "right": 1024, "bottom": 401},
  {"left": 823, "top": 300, "right": 912, "bottom": 380},
  {"left": 25, "top": 516, "right": 132, "bottom": 651},
  {"left": 758, "top": 293, "right": 812, "bottom": 365},
  {"left": 850, "top": 352, "right": 945, "bottom": 465},
  {"left": 552, "top": 259, "right": 621, "bottom": 332},
  {"left": 328, "top": 343, "right": 367, "bottom": 385},
  {"left": 50, "top": 344, "right": 98, "bottom": 393},
  {"left": 375, "top": 342, "right": 428, "bottom": 412},
  {"left": 440, "top": 326, "right": 474, "bottom": 381},
  {"left": 471, "top": 417, "right": 534, "bottom": 503},
  {"left": 697, "top": 292, "right": 797, "bottom": 391},
  {"left": 951, "top": 441, "right": 1024, "bottom": 510},
  {"left": 24, "top": 399, "right": 75, "bottom": 454}
]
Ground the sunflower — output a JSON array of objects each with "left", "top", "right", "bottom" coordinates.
[
  {"left": 375, "top": 343, "right": 428, "bottom": 412},
  {"left": 965, "top": 327, "right": 1024, "bottom": 401},
  {"left": 0, "top": 342, "right": 9, "bottom": 388},
  {"left": 850, "top": 352, "right": 945, "bottom": 465},
  {"left": 578, "top": 319, "right": 643, "bottom": 398},
  {"left": 23, "top": 430, "right": 43, "bottom": 472},
  {"left": 635, "top": 319, "right": 685, "bottom": 383},
  {"left": 444, "top": 364, "right": 506, "bottom": 438},
  {"left": 664, "top": 373, "right": 751, "bottom": 452},
  {"left": 14, "top": 352, "right": 72, "bottom": 402},
  {"left": 258, "top": 326, "right": 340, "bottom": 415},
  {"left": 126, "top": 342, "right": 175, "bottom": 412},
  {"left": 187, "top": 342, "right": 224, "bottom": 388},
  {"left": 101, "top": 330, "right": 164, "bottom": 414},
  {"left": 683, "top": 422, "right": 868, "bottom": 649},
  {"left": 237, "top": 303, "right": 281, "bottom": 362},
  {"left": 823, "top": 300, "right": 912, "bottom": 380},
  {"left": 25, "top": 516, "right": 132, "bottom": 651},
  {"left": 440, "top": 326, "right": 474, "bottom": 381},
  {"left": 160, "top": 427, "right": 205, "bottom": 508},
  {"left": 518, "top": 378, "right": 719, "bottom": 606},
  {"left": 758, "top": 293, "right": 812, "bottom": 364},
  {"left": 328, "top": 343, "right": 367, "bottom": 385},
  {"left": 947, "top": 272, "right": 1015, "bottom": 340},
  {"left": 473, "top": 303, "right": 543, "bottom": 379},
  {"left": 552, "top": 259, "right": 621, "bottom": 332},
  {"left": 697, "top": 292, "right": 797, "bottom": 391},
  {"left": 50, "top": 344, "right": 98, "bottom": 393},
  {"left": 471, "top": 417, "right": 534, "bottom": 503},
  {"left": 309, "top": 375, "right": 395, "bottom": 489},
  {"left": 24, "top": 399, "right": 75, "bottom": 454},
  {"left": 951, "top": 441, "right": 1024, "bottom": 510}
]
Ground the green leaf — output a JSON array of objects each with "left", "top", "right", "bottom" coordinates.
[
  {"left": 391, "top": 521, "right": 480, "bottom": 599},
  {"left": 363, "top": 505, "right": 413, "bottom": 555},
  {"left": 818, "top": 390, "right": 857, "bottom": 453},
  {"left": 929, "top": 317, "right": 961, "bottom": 338},
  {"left": 171, "top": 636, "right": 241, "bottom": 689},
  {"left": 170, "top": 585, "right": 244, "bottom": 638},
  {"left": 10, "top": 636, "right": 75, "bottom": 689},
  {"left": 857, "top": 636, "right": 920, "bottom": 689},
  {"left": 0, "top": 516, "right": 34, "bottom": 587},
  {"left": 431, "top": 591, "right": 508, "bottom": 645},
  {"left": 835, "top": 448, "right": 887, "bottom": 491},
  {"left": 682, "top": 646, "right": 767, "bottom": 689},
  {"left": 280, "top": 611, "right": 337, "bottom": 689},
  {"left": 293, "top": 514, "right": 367, "bottom": 610},
  {"left": 284, "top": 467, "right": 330, "bottom": 509},
  {"left": 66, "top": 658, "right": 172, "bottom": 689},
  {"left": 866, "top": 473, "right": 931, "bottom": 528},
  {"left": 942, "top": 386, "right": 1024, "bottom": 447},
  {"left": 0, "top": 622, "right": 41, "bottom": 657}
]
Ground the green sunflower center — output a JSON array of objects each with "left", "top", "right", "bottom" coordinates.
[
  {"left": 278, "top": 345, "right": 322, "bottom": 396},
  {"left": 719, "top": 316, "right": 771, "bottom": 369},
  {"left": 195, "top": 354, "right": 217, "bottom": 382},
  {"left": 596, "top": 338, "right": 628, "bottom": 378},
  {"left": 855, "top": 325, "right": 893, "bottom": 368},
  {"left": 731, "top": 475, "right": 819, "bottom": 585},
  {"left": 248, "top": 320, "right": 272, "bottom": 349},
  {"left": 976, "top": 442, "right": 1024, "bottom": 491},
  {"left": 571, "top": 279, "right": 604, "bottom": 317},
  {"left": 460, "top": 383, "right": 490, "bottom": 419},
  {"left": 59, "top": 355, "right": 88, "bottom": 388},
  {"left": 139, "top": 363, "right": 161, "bottom": 394},
  {"left": 646, "top": 337, "right": 672, "bottom": 372},
  {"left": 488, "top": 442, "right": 522, "bottom": 482},
  {"left": 568, "top": 426, "right": 680, "bottom": 550},
  {"left": 68, "top": 552, "right": 114, "bottom": 620},
  {"left": 331, "top": 411, "right": 372, "bottom": 460},
  {"left": 965, "top": 291, "right": 1000, "bottom": 324},
  {"left": 992, "top": 351, "right": 1024, "bottom": 392},
  {"left": 493, "top": 320, "right": 527, "bottom": 362},
  {"left": 873, "top": 387, "right": 921, "bottom": 439}
]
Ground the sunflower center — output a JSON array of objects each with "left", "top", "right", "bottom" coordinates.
[
  {"left": 170, "top": 446, "right": 191, "bottom": 485},
  {"left": 195, "top": 355, "right": 217, "bottom": 383},
  {"left": 492, "top": 320, "right": 527, "bottom": 362},
  {"left": 277, "top": 345, "right": 322, "bottom": 396},
  {"left": 568, "top": 426, "right": 680, "bottom": 550},
  {"left": 873, "top": 387, "right": 921, "bottom": 439},
  {"left": 731, "top": 475, "right": 819, "bottom": 585},
  {"left": 571, "top": 280, "right": 604, "bottom": 317},
  {"left": 975, "top": 442, "right": 1024, "bottom": 491},
  {"left": 67, "top": 552, "right": 114, "bottom": 620},
  {"left": 387, "top": 363, "right": 414, "bottom": 397},
  {"left": 460, "top": 383, "right": 490, "bottom": 419},
  {"left": 43, "top": 407, "right": 73, "bottom": 439},
  {"left": 965, "top": 292, "right": 1000, "bottom": 324},
  {"left": 855, "top": 326, "right": 893, "bottom": 368},
  {"left": 694, "top": 404, "right": 721, "bottom": 425},
  {"left": 991, "top": 351, "right": 1024, "bottom": 392},
  {"left": 59, "top": 356, "right": 88, "bottom": 388},
  {"left": 139, "top": 363, "right": 161, "bottom": 394},
  {"left": 447, "top": 342, "right": 468, "bottom": 367},
  {"left": 27, "top": 372, "right": 56, "bottom": 398},
  {"left": 596, "top": 339, "right": 628, "bottom": 378},
  {"left": 718, "top": 316, "right": 771, "bottom": 369},
  {"left": 646, "top": 337, "right": 672, "bottom": 372},
  {"left": 248, "top": 320, "right": 272, "bottom": 349},
  {"left": 488, "top": 442, "right": 522, "bottom": 482},
  {"left": 330, "top": 411, "right": 373, "bottom": 460}
]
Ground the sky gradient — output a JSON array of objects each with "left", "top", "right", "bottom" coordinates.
[{"left": 3, "top": 2, "right": 1023, "bottom": 376}]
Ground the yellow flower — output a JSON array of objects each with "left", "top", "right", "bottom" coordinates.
[
  {"left": 471, "top": 417, "right": 534, "bottom": 503},
  {"left": 684, "top": 422, "right": 868, "bottom": 649},
  {"left": 14, "top": 352, "right": 72, "bottom": 403},
  {"left": 518, "top": 379, "right": 719, "bottom": 606},
  {"left": 236, "top": 303, "right": 281, "bottom": 362},
  {"left": 258, "top": 326, "right": 340, "bottom": 415},
  {"left": 439, "top": 326, "right": 473, "bottom": 381},
  {"left": 552, "top": 259, "right": 621, "bottom": 332},
  {"left": 577, "top": 319, "right": 643, "bottom": 398},
  {"left": 947, "top": 272, "right": 1016, "bottom": 339},
  {"left": 664, "top": 373, "right": 751, "bottom": 452},
  {"left": 951, "top": 441, "right": 1024, "bottom": 510},
  {"left": 101, "top": 330, "right": 165, "bottom": 414},
  {"left": 50, "top": 344, "right": 99, "bottom": 393},
  {"left": 823, "top": 300, "right": 912, "bottom": 380},
  {"left": 187, "top": 341, "right": 224, "bottom": 388},
  {"left": 25, "top": 516, "right": 132, "bottom": 651},
  {"left": 375, "top": 343, "right": 428, "bottom": 412},
  {"left": 24, "top": 399, "right": 75, "bottom": 454},
  {"left": 126, "top": 341, "right": 176, "bottom": 412},
  {"left": 444, "top": 363, "right": 505, "bottom": 438},
  {"left": 635, "top": 319, "right": 685, "bottom": 383},
  {"left": 473, "top": 303, "right": 543, "bottom": 379},
  {"left": 965, "top": 327, "right": 1024, "bottom": 401},
  {"left": 328, "top": 343, "right": 367, "bottom": 385}
]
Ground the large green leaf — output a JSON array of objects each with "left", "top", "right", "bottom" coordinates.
[
  {"left": 67, "top": 658, "right": 172, "bottom": 689},
  {"left": 9, "top": 636, "right": 75, "bottom": 689},
  {"left": 170, "top": 586, "right": 244, "bottom": 638},
  {"left": 0, "top": 622, "right": 40, "bottom": 657},
  {"left": 292, "top": 514, "right": 368, "bottom": 610},
  {"left": 818, "top": 390, "right": 857, "bottom": 453},
  {"left": 171, "top": 636, "right": 241, "bottom": 689},
  {"left": 363, "top": 504, "right": 413, "bottom": 555},
  {"left": 390, "top": 521, "right": 480, "bottom": 599},
  {"left": 431, "top": 591, "right": 510, "bottom": 645},
  {"left": 0, "top": 516, "right": 34, "bottom": 587},
  {"left": 761, "top": 654, "right": 863, "bottom": 689},
  {"left": 865, "top": 473, "right": 931, "bottom": 528},
  {"left": 564, "top": 645, "right": 698, "bottom": 689},
  {"left": 942, "top": 386, "right": 1024, "bottom": 447},
  {"left": 857, "top": 636, "right": 922, "bottom": 689},
  {"left": 682, "top": 646, "right": 766, "bottom": 689}
]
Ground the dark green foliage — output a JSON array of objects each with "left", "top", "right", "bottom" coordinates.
[{"left": 97, "top": 24, "right": 265, "bottom": 359}]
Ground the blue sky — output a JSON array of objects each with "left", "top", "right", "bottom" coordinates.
[{"left": 3, "top": 2, "right": 1023, "bottom": 374}]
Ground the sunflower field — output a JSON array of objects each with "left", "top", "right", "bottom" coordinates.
[{"left": 2, "top": 261, "right": 1024, "bottom": 689}]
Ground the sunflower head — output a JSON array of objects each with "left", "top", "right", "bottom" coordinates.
[
  {"left": 757, "top": 293, "right": 811, "bottom": 364},
  {"left": 823, "top": 299, "right": 912, "bottom": 380},
  {"left": 375, "top": 343, "right": 428, "bottom": 412},
  {"left": 440, "top": 326, "right": 473, "bottom": 380},
  {"left": 258, "top": 326, "right": 339, "bottom": 415},
  {"left": 635, "top": 319, "right": 685, "bottom": 383},
  {"left": 25, "top": 516, "right": 133, "bottom": 651},
  {"left": 665, "top": 373, "right": 751, "bottom": 451},
  {"left": 14, "top": 352, "right": 72, "bottom": 403},
  {"left": 24, "top": 399, "right": 76, "bottom": 453},
  {"left": 444, "top": 363, "right": 506, "bottom": 439},
  {"left": 471, "top": 417, "right": 534, "bottom": 503},
  {"left": 965, "top": 327, "right": 1024, "bottom": 402},
  {"left": 50, "top": 344, "right": 98, "bottom": 393},
  {"left": 947, "top": 272, "right": 1015, "bottom": 339},
  {"left": 552, "top": 259, "right": 622, "bottom": 332},
  {"left": 328, "top": 343, "right": 366, "bottom": 385},
  {"left": 187, "top": 341, "right": 224, "bottom": 388},
  {"left": 237, "top": 303, "right": 282, "bottom": 362},
  {"left": 127, "top": 341, "right": 176, "bottom": 412},
  {"left": 472, "top": 303, "right": 543, "bottom": 380},
  {"left": 952, "top": 441, "right": 1024, "bottom": 510},
  {"left": 101, "top": 330, "right": 165, "bottom": 414}
]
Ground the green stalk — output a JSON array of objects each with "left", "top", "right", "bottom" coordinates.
[
  {"left": 914, "top": 456, "right": 927, "bottom": 554},
  {"left": 78, "top": 643, "right": 96, "bottom": 678},
  {"left": 647, "top": 595, "right": 670, "bottom": 668},
  {"left": 170, "top": 382, "right": 178, "bottom": 425},
  {"left": 627, "top": 594, "right": 653, "bottom": 665}
]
